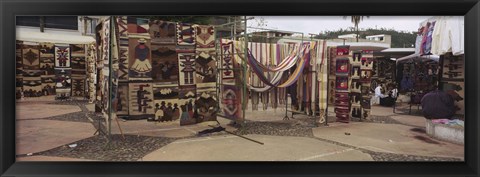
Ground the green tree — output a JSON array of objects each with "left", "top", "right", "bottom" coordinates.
[{"left": 343, "top": 16, "right": 369, "bottom": 42}]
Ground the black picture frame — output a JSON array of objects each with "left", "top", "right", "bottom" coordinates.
[{"left": 1, "top": 0, "right": 479, "bottom": 176}]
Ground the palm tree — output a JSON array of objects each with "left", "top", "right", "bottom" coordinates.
[{"left": 343, "top": 16, "right": 369, "bottom": 42}]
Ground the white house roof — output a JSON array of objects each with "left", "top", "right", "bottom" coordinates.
[
  {"left": 381, "top": 48, "right": 415, "bottom": 53},
  {"left": 17, "top": 26, "right": 95, "bottom": 44}
]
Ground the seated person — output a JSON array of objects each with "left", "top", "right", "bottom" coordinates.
[
  {"left": 372, "top": 84, "right": 386, "bottom": 105},
  {"left": 380, "top": 84, "right": 398, "bottom": 107},
  {"left": 421, "top": 90, "right": 455, "bottom": 119}
]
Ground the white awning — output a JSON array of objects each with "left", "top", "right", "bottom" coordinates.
[
  {"left": 16, "top": 27, "right": 95, "bottom": 44},
  {"left": 396, "top": 53, "right": 440, "bottom": 63}
]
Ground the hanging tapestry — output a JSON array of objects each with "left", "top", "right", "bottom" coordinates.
[
  {"left": 54, "top": 68, "right": 72, "bottom": 98},
  {"left": 376, "top": 59, "right": 395, "bottom": 79},
  {"left": 55, "top": 45, "right": 71, "bottom": 68},
  {"left": 152, "top": 84, "right": 181, "bottom": 122},
  {"left": 178, "top": 85, "right": 197, "bottom": 125},
  {"left": 220, "top": 40, "right": 235, "bottom": 81},
  {"left": 71, "top": 56, "right": 86, "bottom": 71},
  {"left": 22, "top": 45, "right": 40, "bottom": 70},
  {"left": 127, "top": 17, "right": 149, "bottom": 34},
  {"left": 328, "top": 47, "right": 337, "bottom": 76},
  {"left": 350, "top": 106, "right": 362, "bottom": 119},
  {"left": 350, "top": 79, "right": 361, "bottom": 93},
  {"left": 16, "top": 77, "right": 23, "bottom": 99},
  {"left": 16, "top": 42, "right": 24, "bottom": 76},
  {"left": 118, "top": 41, "right": 129, "bottom": 81},
  {"left": 442, "top": 54, "right": 463, "bottom": 81},
  {"left": 40, "top": 43, "right": 55, "bottom": 55},
  {"left": 116, "top": 83, "right": 129, "bottom": 116},
  {"left": 337, "top": 46, "right": 350, "bottom": 56},
  {"left": 128, "top": 37, "right": 152, "bottom": 81},
  {"left": 41, "top": 75, "right": 56, "bottom": 95},
  {"left": 149, "top": 20, "right": 176, "bottom": 44},
  {"left": 40, "top": 57, "right": 55, "bottom": 75},
  {"left": 39, "top": 43, "right": 55, "bottom": 75},
  {"left": 70, "top": 44, "right": 85, "bottom": 56},
  {"left": 178, "top": 85, "right": 196, "bottom": 99},
  {"left": 361, "top": 85, "right": 370, "bottom": 95},
  {"left": 22, "top": 70, "right": 43, "bottom": 97},
  {"left": 221, "top": 84, "right": 242, "bottom": 121},
  {"left": 351, "top": 65, "right": 361, "bottom": 79},
  {"left": 335, "top": 76, "right": 349, "bottom": 91},
  {"left": 328, "top": 80, "right": 336, "bottom": 105},
  {"left": 177, "top": 23, "right": 196, "bottom": 46},
  {"left": 360, "top": 56, "right": 373, "bottom": 69},
  {"left": 128, "top": 82, "right": 154, "bottom": 119},
  {"left": 54, "top": 68, "right": 72, "bottom": 89},
  {"left": 153, "top": 83, "right": 179, "bottom": 100},
  {"left": 101, "top": 18, "right": 111, "bottom": 118},
  {"left": 351, "top": 51, "right": 362, "bottom": 65},
  {"left": 350, "top": 92, "right": 361, "bottom": 106},
  {"left": 116, "top": 16, "right": 129, "bottom": 82},
  {"left": 195, "top": 25, "right": 216, "bottom": 84},
  {"left": 195, "top": 51, "right": 216, "bottom": 83},
  {"left": 86, "top": 44, "right": 97, "bottom": 103},
  {"left": 72, "top": 77, "right": 85, "bottom": 97},
  {"left": 195, "top": 83, "right": 218, "bottom": 123},
  {"left": 153, "top": 99, "right": 182, "bottom": 122},
  {"left": 333, "top": 92, "right": 349, "bottom": 107},
  {"left": 151, "top": 44, "right": 179, "bottom": 84},
  {"left": 178, "top": 52, "right": 196, "bottom": 85},
  {"left": 335, "top": 58, "right": 349, "bottom": 74},
  {"left": 117, "top": 16, "right": 128, "bottom": 38},
  {"left": 335, "top": 46, "right": 351, "bottom": 123},
  {"left": 195, "top": 25, "right": 215, "bottom": 49},
  {"left": 360, "top": 69, "right": 373, "bottom": 83},
  {"left": 178, "top": 98, "right": 196, "bottom": 125}
]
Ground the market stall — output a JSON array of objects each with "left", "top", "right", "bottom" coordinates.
[{"left": 15, "top": 27, "right": 95, "bottom": 100}]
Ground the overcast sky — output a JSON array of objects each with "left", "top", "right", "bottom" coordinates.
[{"left": 249, "top": 16, "right": 433, "bottom": 35}]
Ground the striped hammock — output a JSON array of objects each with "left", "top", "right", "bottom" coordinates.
[
  {"left": 238, "top": 43, "right": 301, "bottom": 72},
  {"left": 238, "top": 43, "right": 312, "bottom": 88}
]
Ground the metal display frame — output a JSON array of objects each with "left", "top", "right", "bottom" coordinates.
[{"left": 214, "top": 17, "right": 329, "bottom": 127}]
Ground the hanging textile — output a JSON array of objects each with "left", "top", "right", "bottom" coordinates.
[{"left": 235, "top": 43, "right": 310, "bottom": 88}]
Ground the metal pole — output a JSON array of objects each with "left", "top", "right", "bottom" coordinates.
[
  {"left": 207, "top": 125, "right": 263, "bottom": 145},
  {"left": 325, "top": 44, "right": 329, "bottom": 127},
  {"left": 108, "top": 17, "right": 113, "bottom": 140},
  {"left": 242, "top": 16, "right": 248, "bottom": 125}
]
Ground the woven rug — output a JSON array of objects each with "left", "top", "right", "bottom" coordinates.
[
  {"left": 23, "top": 44, "right": 40, "bottom": 70},
  {"left": 128, "top": 82, "right": 154, "bottom": 119},
  {"left": 39, "top": 74, "right": 55, "bottom": 95},
  {"left": 177, "top": 52, "right": 197, "bottom": 86},
  {"left": 151, "top": 44, "right": 178, "bottom": 84},
  {"left": 116, "top": 83, "right": 129, "bottom": 116},
  {"left": 176, "top": 23, "right": 196, "bottom": 46},
  {"left": 149, "top": 20, "right": 176, "bottom": 44},
  {"left": 127, "top": 17, "right": 149, "bottom": 35},
  {"left": 22, "top": 70, "right": 43, "bottom": 97},
  {"left": 128, "top": 37, "right": 153, "bottom": 81},
  {"left": 54, "top": 45, "right": 71, "bottom": 68},
  {"left": 70, "top": 44, "right": 85, "bottom": 57},
  {"left": 222, "top": 84, "right": 242, "bottom": 121}
]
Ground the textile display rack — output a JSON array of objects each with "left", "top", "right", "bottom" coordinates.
[
  {"left": 221, "top": 27, "right": 329, "bottom": 127},
  {"left": 214, "top": 16, "right": 249, "bottom": 126}
]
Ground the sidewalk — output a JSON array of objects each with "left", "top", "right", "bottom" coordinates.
[{"left": 15, "top": 98, "right": 464, "bottom": 161}]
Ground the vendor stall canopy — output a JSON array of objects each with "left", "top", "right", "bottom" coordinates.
[{"left": 16, "top": 27, "right": 95, "bottom": 44}]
